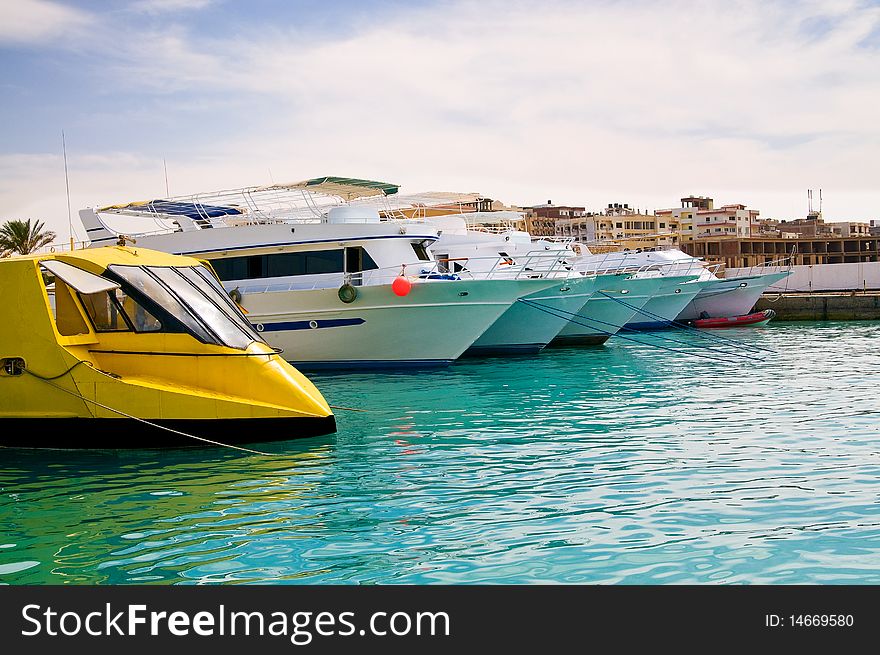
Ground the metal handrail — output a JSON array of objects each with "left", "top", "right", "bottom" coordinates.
[{"left": 227, "top": 251, "right": 588, "bottom": 296}]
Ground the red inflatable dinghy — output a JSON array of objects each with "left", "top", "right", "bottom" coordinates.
[{"left": 691, "top": 309, "right": 776, "bottom": 329}]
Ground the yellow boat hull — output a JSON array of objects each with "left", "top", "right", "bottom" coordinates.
[{"left": 0, "top": 247, "right": 336, "bottom": 448}]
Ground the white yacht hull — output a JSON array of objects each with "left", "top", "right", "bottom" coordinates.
[
  {"left": 625, "top": 279, "right": 713, "bottom": 330},
  {"left": 465, "top": 275, "right": 598, "bottom": 356},
  {"left": 236, "top": 278, "right": 557, "bottom": 369},
  {"left": 552, "top": 275, "right": 672, "bottom": 345},
  {"left": 675, "top": 272, "right": 791, "bottom": 321}
]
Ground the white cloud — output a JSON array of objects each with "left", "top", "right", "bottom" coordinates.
[
  {"left": 130, "top": 0, "right": 214, "bottom": 14},
  {"left": 0, "top": 0, "right": 92, "bottom": 45},
  {"left": 3, "top": 0, "right": 880, "bottom": 229}
]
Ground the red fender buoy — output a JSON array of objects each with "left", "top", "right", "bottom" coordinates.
[{"left": 392, "top": 276, "right": 412, "bottom": 297}]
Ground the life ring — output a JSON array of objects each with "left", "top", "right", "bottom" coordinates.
[
  {"left": 228, "top": 287, "right": 242, "bottom": 303},
  {"left": 338, "top": 283, "right": 358, "bottom": 304}
]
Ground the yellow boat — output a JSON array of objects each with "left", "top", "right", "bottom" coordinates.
[{"left": 0, "top": 245, "right": 336, "bottom": 448}]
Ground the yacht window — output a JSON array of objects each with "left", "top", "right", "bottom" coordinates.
[
  {"left": 107, "top": 265, "right": 216, "bottom": 344},
  {"left": 79, "top": 289, "right": 131, "bottom": 332},
  {"left": 434, "top": 253, "right": 450, "bottom": 273},
  {"left": 345, "top": 246, "right": 379, "bottom": 273},
  {"left": 106, "top": 265, "right": 262, "bottom": 350},
  {"left": 411, "top": 242, "right": 431, "bottom": 261},
  {"left": 178, "top": 266, "right": 262, "bottom": 343},
  {"left": 149, "top": 267, "right": 256, "bottom": 350},
  {"left": 38, "top": 262, "right": 162, "bottom": 336},
  {"left": 302, "top": 250, "right": 345, "bottom": 274},
  {"left": 266, "top": 250, "right": 344, "bottom": 277},
  {"left": 209, "top": 256, "right": 254, "bottom": 281},
  {"left": 210, "top": 249, "right": 345, "bottom": 281},
  {"left": 125, "top": 295, "right": 163, "bottom": 332}
]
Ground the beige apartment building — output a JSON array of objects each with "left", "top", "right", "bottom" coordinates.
[
  {"left": 655, "top": 196, "right": 760, "bottom": 242},
  {"left": 553, "top": 203, "right": 678, "bottom": 248}
]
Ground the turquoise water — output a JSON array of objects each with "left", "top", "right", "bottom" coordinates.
[{"left": 2, "top": 321, "right": 880, "bottom": 584}]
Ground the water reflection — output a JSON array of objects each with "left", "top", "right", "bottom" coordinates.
[{"left": 1, "top": 438, "right": 334, "bottom": 583}]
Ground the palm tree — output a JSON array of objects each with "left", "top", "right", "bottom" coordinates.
[{"left": 0, "top": 219, "right": 57, "bottom": 256}]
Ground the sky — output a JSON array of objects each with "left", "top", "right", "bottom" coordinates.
[{"left": 1, "top": 0, "right": 879, "bottom": 243}]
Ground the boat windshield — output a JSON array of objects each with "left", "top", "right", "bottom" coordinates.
[{"left": 107, "top": 265, "right": 263, "bottom": 350}]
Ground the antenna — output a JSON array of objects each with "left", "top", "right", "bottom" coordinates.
[
  {"left": 268, "top": 168, "right": 275, "bottom": 184},
  {"left": 163, "top": 159, "right": 170, "bottom": 197},
  {"left": 62, "top": 130, "right": 73, "bottom": 250},
  {"left": 819, "top": 188, "right": 823, "bottom": 214}
]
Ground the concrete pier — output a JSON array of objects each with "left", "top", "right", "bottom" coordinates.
[{"left": 756, "top": 292, "right": 880, "bottom": 320}]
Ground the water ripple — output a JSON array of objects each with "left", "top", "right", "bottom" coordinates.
[{"left": 2, "top": 321, "right": 880, "bottom": 584}]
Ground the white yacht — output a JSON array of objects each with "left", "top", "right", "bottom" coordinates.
[
  {"left": 417, "top": 213, "right": 701, "bottom": 344},
  {"left": 551, "top": 273, "right": 694, "bottom": 345},
  {"left": 568, "top": 246, "right": 791, "bottom": 324},
  {"left": 79, "top": 178, "right": 560, "bottom": 369},
  {"left": 424, "top": 214, "right": 599, "bottom": 354}
]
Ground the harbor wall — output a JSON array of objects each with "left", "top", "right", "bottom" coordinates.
[
  {"left": 726, "top": 262, "right": 880, "bottom": 292},
  {"left": 755, "top": 292, "right": 880, "bottom": 321}
]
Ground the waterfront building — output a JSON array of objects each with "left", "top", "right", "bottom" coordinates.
[
  {"left": 681, "top": 235, "right": 880, "bottom": 268},
  {"left": 553, "top": 203, "right": 677, "bottom": 248},
  {"left": 525, "top": 202, "right": 588, "bottom": 238},
  {"left": 655, "top": 195, "right": 759, "bottom": 241},
  {"left": 653, "top": 195, "right": 710, "bottom": 243},
  {"left": 777, "top": 215, "right": 870, "bottom": 239}
]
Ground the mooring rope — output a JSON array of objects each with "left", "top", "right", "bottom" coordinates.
[
  {"left": 567, "top": 295, "right": 770, "bottom": 362},
  {"left": 23, "top": 367, "right": 273, "bottom": 456},
  {"left": 518, "top": 298, "right": 760, "bottom": 365},
  {"left": 594, "top": 291, "right": 777, "bottom": 355},
  {"left": 329, "top": 405, "right": 369, "bottom": 412}
]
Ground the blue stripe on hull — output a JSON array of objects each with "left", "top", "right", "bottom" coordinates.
[
  {"left": 289, "top": 359, "right": 454, "bottom": 371},
  {"left": 624, "top": 320, "right": 673, "bottom": 331},
  {"left": 255, "top": 318, "right": 365, "bottom": 332},
  {"left": 548, "top": 334, "right": 611, "bottom": 346},
  {"left": 463, "top": 343, "right": 546, "bottom": 357}
]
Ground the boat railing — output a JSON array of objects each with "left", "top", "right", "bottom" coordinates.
[
  {"left": 226, "top": 251, "right": 585, "bottom": 296},
  {"left": 467, "top": 225, "right": 521, "bottom": 234},
  {"left": 35, "top": 239, "right": 93, "bottom": 254},
  {"left": 428, "top": 249, "right": 578, "bottom": 280},
  {"left": 736, "top": 254, "right": 796, "bottom": 278},
  {"left": 533, "top": 236, "right": 575, "bottom": 244},
  {"left": 576, "top": 255, "right": 705, "bottom": 279}
]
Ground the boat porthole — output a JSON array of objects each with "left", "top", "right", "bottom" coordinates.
[
  {"left": 675, "top": 288, "right": 682, "bottom": 293},
  {"left": 739, "top": 282, "right": 748, "bottom": 288},
  {"left": 255, "top": 323, "right": 265, "bottom": 332},
  {"left": 620, "top": 289, "right": 629, "bottom": 294},
  {"left": 458, "top": 291, "right": 469, "bottom": 297},
  {"left": 309, "top": 320, "right": 318, "bottom": 329},
  {"left": 559, "top": 286, "right": 570, "bottom": 292}
]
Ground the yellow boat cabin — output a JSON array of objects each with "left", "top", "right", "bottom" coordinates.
[{"left": 0, "top": 246, "right": 336, "bottom": 449}]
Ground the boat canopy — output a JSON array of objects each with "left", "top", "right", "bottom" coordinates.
[
  {"left": 39, "top": 259, "right": 120, "bottom": 294},
  {"left": 287, "top": 176, "right": 399, "bottom": 200},
  {"left": 99, "top": 199, "right": 244, "bottom": 220},
  {"left": 95, "top": 176, "right": 399, "bottom": 226}
]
